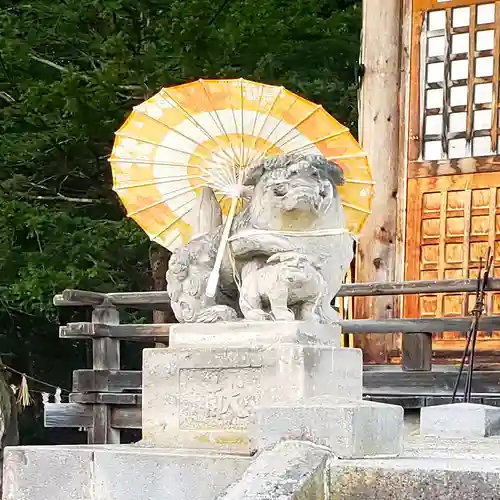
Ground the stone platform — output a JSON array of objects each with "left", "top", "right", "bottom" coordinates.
[
  {"left": 2, "top": 444, "right": 252, "bottom": 500},
  {"left": 6, "top": 321, "right": 500, "bottom": 500},
  {"left": 8, "top": 438, "right": 500, "bottom": 500}
]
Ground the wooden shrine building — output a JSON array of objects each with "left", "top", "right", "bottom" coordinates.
[{"left": 355, "top": 0, "right": 500, "bottom": 367}]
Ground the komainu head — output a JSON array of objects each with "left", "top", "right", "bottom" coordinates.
[{"left": 242, "top": 154, "right": 344, "bottom": 217}]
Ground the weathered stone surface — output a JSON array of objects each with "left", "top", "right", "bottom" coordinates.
[
  {"left": 142, "top": 346, "right": 362, "bottom": 451},
  {"left": 216, "top": 441, "right": 332, "bottom": 500},
  {"left": 405, "top": 435, "right": 500, "bottom": 459},
  {"left": 166, "top": 154, "right": 354, "bottom": 325},
  {"left": 2, "top": 444, "right": 252, "bottom": 500},
  {"left": 169, "top": 321, "right": 341, "bottom": 348},
  {"left": 2, "top": 446, "right": 93, "bottom": 500},
  {"left": 93, "top": 446, "right": 251, "bottom": 500},
  {"left": 420, "top": 403, "right": 500, "bottom": 438},
  {"left": 250, "top": 396, "right": 403, "bottom": 458},
  {"left": 328, "top": 457, "right": 500, "bottom": 500}
]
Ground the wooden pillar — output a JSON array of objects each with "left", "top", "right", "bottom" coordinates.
[
  {"left": 355, "top": 0, "right": 404, "bottom": 363},
  {"left": 149, "top": 245, "right": 175, "bottom": 347},
  {"left": 89, "top": 300, "right": 121, "bottom": 444}
]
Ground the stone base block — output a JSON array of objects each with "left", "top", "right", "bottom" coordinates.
[
  {"left": 142, "top": 344, "right": 362, "bottom": 452},
  {"left": 250, "top": 396, "right": 403, "bottom": 458},
  {"left": 420, "top": 403, "right": 500, "bottom": 438},
  {"left": 2, "top": 445, "right": 252, "bottom": 500},
  {"left": 169, "top": 321, "right": 341, "bottom": 347},
  {"left": 217, "top": 441, "right": 330, "bottom": 500},
  {"left": 329, "top": 457, "right": 500, "bottom": 500}
]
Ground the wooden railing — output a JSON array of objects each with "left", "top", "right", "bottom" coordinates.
[{"left": 45, "top": 279, "right": 500, "bottom": 444}]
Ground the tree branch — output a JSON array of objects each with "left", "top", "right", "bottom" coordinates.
[{"left": 26, "top": 193, "right": 108, "bottom": 204}]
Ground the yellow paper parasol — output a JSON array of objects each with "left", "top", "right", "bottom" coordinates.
[{"left": 110, "top": 78, "right": 373, "bottom": 294}]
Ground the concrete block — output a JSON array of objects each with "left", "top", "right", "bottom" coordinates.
[
  {"left": 142, "top": 345, "right": 362, "bottom": 452},
  {"left": 2, "top": 446, "right": 93, "bottom": 500},
  {"left": 2, "top": 444, "right": 252, "bottom": 500},
  {"left": 216, "top": 441, "right": 331, "bottom": 500},
  {"left": 250, "top": 396, "right": 404, "bottom": 458},
  {"left": 92, "top": 446, "right": 251, "bottom": 500},
  {"left": 405, "top": 435, "right": 500, "bottom": 459},
  {"left": 328, "top": 457, "right": 500, "bottom": 500},
  {"left": 420, "top": 403, "right": 500, "bottom": 438},
  {"left": 169, "top": 321, "right": 341, "bottom": 347}
]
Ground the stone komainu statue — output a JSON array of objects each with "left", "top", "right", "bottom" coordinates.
[{"left": 166, "top": 154, "right": 354, "bottom": 324}]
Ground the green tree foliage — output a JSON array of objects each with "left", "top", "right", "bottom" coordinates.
[{"left": 0, "top": 0, "right": 361, "bottom": 443}]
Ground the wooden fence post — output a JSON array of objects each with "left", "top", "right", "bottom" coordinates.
[
  {"left": 89, "top": 299, "right": 120, "bottom": 444},
  {"left": 402, "top": 332, "right": 433, "bottom": 371}
]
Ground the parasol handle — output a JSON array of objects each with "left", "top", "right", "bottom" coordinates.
[{"left": 206, "top": 196, "right": 239, "bottom": 298}]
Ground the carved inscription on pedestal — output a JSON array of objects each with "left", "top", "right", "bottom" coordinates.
[{"left": 178, "top": 367, "right": 263, "bottom": 430}]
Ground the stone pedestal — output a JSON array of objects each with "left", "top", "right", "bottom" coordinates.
[
  {"left": 142, "top": 321, "right": 362, "bottom": 452},
  {"left": 420, "top": 403, "right": 500, "bottom": 438},
  {"left": 250, "top": 396, "right": 404, "bottom": 458}
]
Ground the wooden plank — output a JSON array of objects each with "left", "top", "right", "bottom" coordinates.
[
  {"left": 44, "top": 403, "right": 92, "bottom": 428},
  {"left": 402, "top": 332, "right": 433, "bottom": 371},
  {"left": 90, "top": 304, "right": 121, "bottom": 444},
  {"left": 364, "top": 395, "right": 426, "bottom": 409},
  {"left": 53, "top": 278, "right": 500, "bottom": 310},
  {"left": 491, "top": 5, "right": 500, "bottom": 152},
  {"left": 54, "top": 290, "right": 172, "bottom": 309},
  {"left": 61, "top": 323, "right": 171, "bottom": 341},
  {"left": 72, "top": 362, "right": 500, "bottom": 395},
  {"left": 62, "top": 316, "right": 500, "bottom": 341},
  {"left": 396, "top": 0, "right": 413, "bottom": 295},
  {"left": 91, "top": 306, "right": 120, "bottom": 370},
  {"left": 89, "top": 405, "right": 116, "bottom": 444},
  {"left": 112, "top": 406, "right": 141, "bottom": 429},
  {"left": 414, "top": 0, "right": 497, "bottom": 12},
  {"left": 46, "top": 395, "right": 500, "bottom": 425},
  {"left": 73, "top": 370, "right": 142, "bottom": 393},
  {"left": 44, "top": 403, "right": 140, "bottom": 429},
  {"left": 409, "top": 156, "right": 500, "bottom": 178},
  {"left": 69, "top": 392, "right": 139, "bottom": 405},
  {"left": 466, "top": 5, "right": 477, "bottom": 148},
  {"left": 341, "top": 278, "right": 500, "bottom": 296},
  {"left": 46, "top": 367, "right": 500, "bottom": 430},
  {"left": 363, "top": 369, "right": 500, "bottom": 395}
]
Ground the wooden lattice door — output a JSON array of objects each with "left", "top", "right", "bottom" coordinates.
[{"left": 404, "top": 0, "right": 500, "bottom": 363}]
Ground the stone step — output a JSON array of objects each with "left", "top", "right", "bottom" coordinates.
[
  {"left": 215, "top": 441, "right": 500, "bottom": 500},
  {"left": 329, "top": 456, "right": 500, "bottom": 500},
  {"left": 2, "top": 444, "right": 252, "bottom": 500}
]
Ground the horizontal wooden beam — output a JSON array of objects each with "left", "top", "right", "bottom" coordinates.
[
  {"left": 45, "top": 391, "right": 500, "bottom": 429},
  {"left": 343, "top": 316, "right": 500, "bottom": 333},
  {"left": 338, "top": 278, "right": 500, "bottom": 297},
  {"left": 61, "top": 323, "right": 171, "bottom": 341},
  {"left": 60, "top": 316, "right": 500, "bottom": 340},
  {"left": 44, "top": 403, "right": 92, "bottom": 428},
  {"left": 73, "top": 370, "right": 141, "bottom": 392},
  {"left": 53, "top": 279, "right": 500, "bottom": 309},
  {"left": 364, "top": 369, "right": 500, "bottom": 395},
  {"left": 69, "top": 392, "right": 141, "bottom": 404},
  {"left": 366, "top": 395, "right": 499, "bottom": 409},
  {"left": 44, "top": 403, "right": 140, "bottom": 429},
  {"left": 70, "top": 368, "right": 500, "bottom": 394},
  {"left": 54, "top": 289, "right": 172, "bottom": 310}
]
